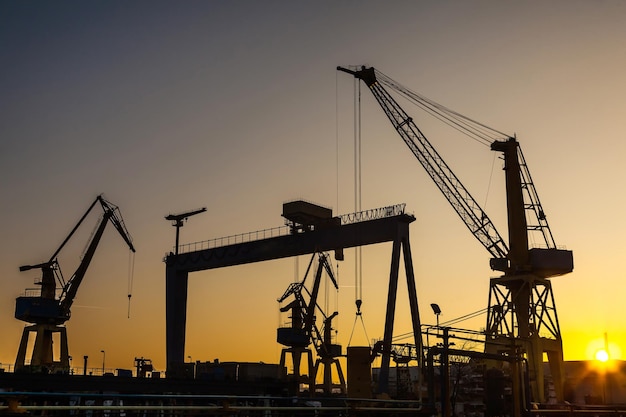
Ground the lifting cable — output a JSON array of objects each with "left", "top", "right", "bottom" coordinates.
[
  {"left": 354, "top": 75, "right": 363, "bottom": 310},
  {"left": 324, "top": 256, "right": 341, "bottom": 344},
  {"left": 127, "top": 249, "right": 135, "bottom": 318},
  {"left": 335, "top": 69, "right": 340, "bottom": 213},
  {"left": 377, "top": 68, "right": 509, "bottom": 223},
  {"left": 334, "top": 71, "right": 342, "bottom": 345},
  {"left": 483, "top": 152, "right": 498, "bottom": 216},
  {"left": 347, "top": 74, "right": 370, "bottom": 347},
  {"left": 375, "top": 69, "right": 511, "bottom": 147}
]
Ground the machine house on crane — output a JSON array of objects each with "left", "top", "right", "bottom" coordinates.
[
  {"left": 338, "top": 66, "right": 573, "bottom": 404},
  {"left": 14, "top": 195, "right": 135, "bottom": 373}
]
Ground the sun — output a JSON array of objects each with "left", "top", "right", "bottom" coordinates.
[
  {"left": 585, "top": 336, "right": 622, "bottom": 362},
  {"left": 595, "top": 349, "right": 609, "bottom": 362}
]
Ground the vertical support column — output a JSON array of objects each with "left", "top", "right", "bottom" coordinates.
[
  {"left": 546, "top": 343, "right": 565, "bottom": 401},
  {"left": 31, "top": 325, "right": 53, "bottom": 366},
  {"left": 14, "top": 326, "right": 32, "bottom": 370},
  {"left": 378, "top": 232, "right": 401, "bottom": 394},
  {"left": 59, "top": 326, "right": 69, "bottom": 369},
  {"left": 378, "top": 220, "right": 420, "bottom": 396},
  {"left": 401, "top": 233, "right": 422, "bottom": 361},
  {"left": 166, "top": 263, "right": 189, "bottom": 375}
]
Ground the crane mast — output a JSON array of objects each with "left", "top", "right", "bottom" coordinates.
[{"left": 338, "top": 66, "right": 573, "bottom": 404}]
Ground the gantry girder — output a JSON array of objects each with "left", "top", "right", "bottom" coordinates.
[{"left": 164, "top": 209, "right": 421, "bottom": 395}]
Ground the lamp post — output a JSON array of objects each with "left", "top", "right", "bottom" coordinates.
[
  {"left": 430, "top": 303, "right": 450, "bottom": 417},
  {"left": 430, "top": 303, "right": 441, "bottom": 331},
  {"left": 100, "top": 350, "right": 106, "bottom": 375}
]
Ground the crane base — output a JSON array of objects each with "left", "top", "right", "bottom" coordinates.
[{"left": 14, "top": 324, "right": 69, "bottom": 373}]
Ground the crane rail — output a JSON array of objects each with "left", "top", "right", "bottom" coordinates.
[{"left": 173, "top": 204, "right": 407, "bottom": 255}]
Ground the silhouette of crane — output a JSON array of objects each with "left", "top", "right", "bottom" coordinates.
[{"left": 14, "top": 195, "right": 135, "bottom": 372}]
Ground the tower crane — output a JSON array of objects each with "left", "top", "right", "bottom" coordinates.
[
  {"left": 338, "top": 66, "right": 573, "bottom": 403},
  {"left": 277, "top": 252, "right": 345, "bottom": 395},
  {"left": 14, "top": 195, "right": 135, "bottom": 372}
]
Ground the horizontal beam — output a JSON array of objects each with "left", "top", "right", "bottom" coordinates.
[{"left": 165, "top": 214, "right": 415, "bottom": 272}]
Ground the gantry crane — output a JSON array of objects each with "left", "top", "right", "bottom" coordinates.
[
  {"left": 14, "top": 195, "right": 135, "bottom": 372},
  {"left": 277, "top": 251, "right": 345, "bottom": 395},
  {"left": 338, "top": 66, "right": 573, "bottom": 403}
]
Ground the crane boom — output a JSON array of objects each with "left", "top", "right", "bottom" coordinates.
[
  {"left": 58, "top": 196, "right": 136, "bottom": 315},
  {"left": 338, "top": 66, "right": 509, "bottom": 268}
]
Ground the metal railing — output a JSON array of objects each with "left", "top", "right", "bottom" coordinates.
[
  {"left": 176, "top": 225, "right": 291, "bottom": 254},
  {"left": 340, "top": 203, "right": 406, "bottom": 225},
  {"left": 0, "top": 391, "right": 424, "bottom": 416}
]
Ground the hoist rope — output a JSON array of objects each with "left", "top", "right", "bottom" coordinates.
[
  {"left": 375, "top": 70, "right": 510, "bottom": 147},
  {"left": 335, "top": 261, "right": 340, "bottom": 343},
  {"left": 483, "top": 152, "right": 498, "bottom": 214},
  {"left": 353, "top": 76, "right": 363, "bottom": 305},
  {"left": 127, "top": 250, "right": 135, "bottom": 319},
  {"left": 336, "top": 70, "right": 340, "bottom": 213}
]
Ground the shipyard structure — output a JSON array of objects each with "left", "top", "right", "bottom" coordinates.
[{"left": 3, "top": 66, "right": 622, "bottom": 417}]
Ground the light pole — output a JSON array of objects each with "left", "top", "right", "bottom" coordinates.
[
  {"left": 430, "top": 303, "right": 441, "bottom": 331},
  {"left": 100, "top": 350, "right": 106, "bottom": 375}
]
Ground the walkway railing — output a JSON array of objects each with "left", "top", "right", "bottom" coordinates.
[{"left": 0, "top": 391, "right": 424, "bottom": 416}]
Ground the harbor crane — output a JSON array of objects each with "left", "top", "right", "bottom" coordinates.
[
  {"left": 14, "top": 195, "right": 135, "bottom": 372},
  {"left": 277, "top": 251, "right": 345, "bottom": 395},
  {"left": 338, "top": 66, "right": 573, "bottom": 403}
]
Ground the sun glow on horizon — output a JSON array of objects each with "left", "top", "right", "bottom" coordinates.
[
  {"left": 585, "top": 337, "right": 622, "bottom": 362},
  {"left": 595, "top": 349, "right": 609, "bottom": 362}
]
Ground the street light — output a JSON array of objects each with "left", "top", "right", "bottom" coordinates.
[
  {"left": 430, "top": 303, "right": 441, "bottom": 329},
  {"left": 100, "top": 350, "right": 106, "bottom": 375}
]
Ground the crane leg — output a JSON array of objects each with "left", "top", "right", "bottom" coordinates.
[{"left": 14, "top": 326, "right": 32, "bottom": 371}]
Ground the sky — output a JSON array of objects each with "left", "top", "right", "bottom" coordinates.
[{"left": 1, "top": 1, "right": 626, "bottom": 374}]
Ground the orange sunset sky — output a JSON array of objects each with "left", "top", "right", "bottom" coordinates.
[{"left": 1, "top": 1, "right": 625, "bottom": 373}]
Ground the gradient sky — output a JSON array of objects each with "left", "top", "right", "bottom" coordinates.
[{"left": 2, "top": 1, "right": 625, "bottom": 373}]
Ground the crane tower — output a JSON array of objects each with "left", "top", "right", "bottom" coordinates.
[{"left": 338, "top": 66, "right": 573, "bottom": 403}]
